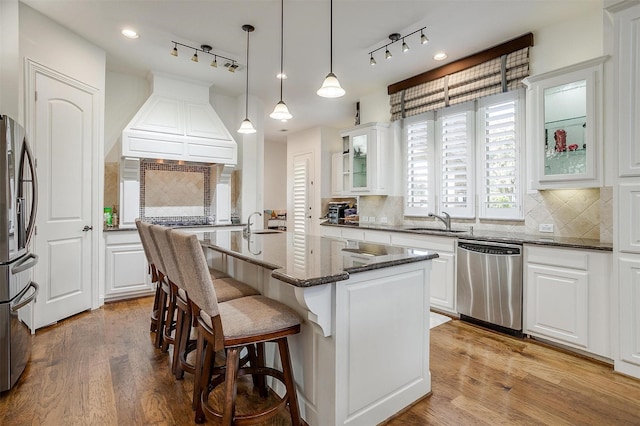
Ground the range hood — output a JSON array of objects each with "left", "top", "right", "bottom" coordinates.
[{"left": 121, "top": 72, "right": 237, "bottom": 165}]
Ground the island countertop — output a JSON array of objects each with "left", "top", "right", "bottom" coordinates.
[{"left": 196, "top": 229, "right": 438, "bottom": 287}]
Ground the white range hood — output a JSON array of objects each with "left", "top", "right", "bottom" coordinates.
[{"left": 121, "top": 72, "right": 237, "bottom": 165}]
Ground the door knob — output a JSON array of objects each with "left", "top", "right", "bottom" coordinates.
[{"left": 82, "top": 225, "right": 93, "bottom": 232}]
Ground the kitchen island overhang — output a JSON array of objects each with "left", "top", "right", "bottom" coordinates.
[{"left": 196, "top": 230, "right": 437, "bottom": 426}]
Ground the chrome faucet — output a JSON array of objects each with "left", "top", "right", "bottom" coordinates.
[
  {"left": 244, "top": 211, "right": 262, "bottom": 237},
  {"left": 428, "top": 211, "right": 451, "bottom": 231}
]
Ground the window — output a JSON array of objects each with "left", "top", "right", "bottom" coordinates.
[{"left": 404, "top": 90, "right": 524, "bottom": 220}]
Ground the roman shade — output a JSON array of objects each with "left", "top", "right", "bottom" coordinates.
[{"left": 389, "top": 33, "right": 533, "bottom": 121}]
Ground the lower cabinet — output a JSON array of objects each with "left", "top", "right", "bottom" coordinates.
[
  {"left": 524, "top": 245, "right": 611, "bottom": 358},
  {"left": 390, "top": 233, "right": 456, "bottom": 315},
  {"left": 104, "top": 230, "right": 153, "bottom": 301},
  {"left": 617, "top": 256, "right": 640, "bottom": 377}
]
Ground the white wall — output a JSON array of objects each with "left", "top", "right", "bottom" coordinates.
[
  {"left": 104, "top": 71, "right": 149, "bottom": 162},
  {"left": 0, "top": 0, "right": 19, "bottom": 120},
  {"left": 264, "top": 140, "right": 287, "bottom": 210},
  {"left": 237, "top": 94, "right": 265, "bottom": 223}
]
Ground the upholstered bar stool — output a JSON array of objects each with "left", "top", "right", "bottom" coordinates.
[
  {"left": 150, "top": 225, "right": 260, "bottom": 380},
  {"left": 136, "top": 220, "right": 172, "bottom": 349},
  {"left": 168, "top": 229, "right": 303, "bottom": 425},
  {"left": 135, "top": 219, "right": 161, "bottom": 335}
]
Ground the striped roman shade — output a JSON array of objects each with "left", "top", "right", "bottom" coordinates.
[{"left": 389, "top": 35, "right": 532, "bottom": 121}]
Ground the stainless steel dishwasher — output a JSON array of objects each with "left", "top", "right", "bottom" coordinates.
[{"left": 456, "top": 240, "right": 523, "bottom": 335}]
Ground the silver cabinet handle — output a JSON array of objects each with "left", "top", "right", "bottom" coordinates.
[{"left": 82, "top": 225, "right": 93, "bottom": 232}]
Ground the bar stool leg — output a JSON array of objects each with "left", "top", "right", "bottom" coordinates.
[
  {"left": 155, "top": 288, "right": 167, "bottom": 348},
  {"left": 278, "top": 338, "right": 302, "bottom": 426},
  {"left": 222, "top": 347, "right": 241, "bottom": 426},
  {"left": 194, "top": 332, "right": 208, "bottom": 420}
]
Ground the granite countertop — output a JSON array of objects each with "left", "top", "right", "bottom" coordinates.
[
  {"left": 322, "top": 222, "right": 613, "bottom": 252},
  {"left": 197, "top": 229, "right": 438, "bottom": 287},
  {"left": 103, "top": 223, "right": 246, "bottom": 232}
]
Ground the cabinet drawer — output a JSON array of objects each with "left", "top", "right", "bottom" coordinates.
[
  {"left": 391, "top": 233, "right": 455, "bottom": 252},
  {"left": 525, "top": 245, "right": 589, "bottom": 270}
]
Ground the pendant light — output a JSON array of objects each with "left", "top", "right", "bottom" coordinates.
[
  {"left": 270, "top": 0, "right": 293, "bottom": 120},
  {"left": 317, "top": 0, "right": 345, "bottom": 98},
  {"left": 238, "top": 24, "right": 256, "bottom": 134}
]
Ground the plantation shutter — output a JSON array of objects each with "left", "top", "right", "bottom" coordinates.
[
  {"left": 478, "top": 91, "right": 524, "bottom": 219},
  {"left": 404, "top": 114, "right": 435, "bottom": 216},
  {"left": 437, "top": 106, "right": 475, "bottom": 218},
  {"left": 292, "top": 155, "right": 309, "bottom": 234}
]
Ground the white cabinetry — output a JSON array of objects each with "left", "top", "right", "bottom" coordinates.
[
  {"left": 390, "top": 233, "right": 456, "bottom": 314},
  {"left": 524, "top": 245, "right": 611, "bottom": 358},
  {"left": 334, "top": 122, "right": 390, "bottom": 195},
  {"left": 104, "top": 231, "right": 153, "bottom": 301}
]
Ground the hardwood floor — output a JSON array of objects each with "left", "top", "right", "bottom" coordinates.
[{"left": 1, "top": 296, "right": 639, "bottom": 425}]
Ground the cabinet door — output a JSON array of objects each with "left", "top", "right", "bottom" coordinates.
[
  {"left": 525, "top": 264, "right": 588, "bottom": 348},
  {"left": 618, "top": 3, "right": 640, "bottom": 176},
  {"left": 619, "top": 183, "right": 640, "bottom": 253},
  {"left": 618, "top": 256, "right": 640, "bottom": 373},
  {"left": 351, "top": 132, "right": 369, "bottom": 191},
  {"left": 105, "top": 242, "right": 152, "bottom": 300},
  {"left": 332, "top": 152, "right": 343, "bottom": 195},
  {"left": 429, "top": 251, "right": 456, "bottom": 313}
]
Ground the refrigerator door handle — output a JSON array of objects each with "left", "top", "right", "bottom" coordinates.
[
  {"left": 11, "top": 281, "right": 39, "bottom": 312},
  {"left": 18, "top": 138, "right": 38, "bottom": 250},
  {"left": 11, "top": 253, "right": 38, "bottom": 274}
]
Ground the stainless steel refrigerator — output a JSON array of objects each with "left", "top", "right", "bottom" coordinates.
[{"left": 0, "top": 114, "right": 39, "bottom": 392}]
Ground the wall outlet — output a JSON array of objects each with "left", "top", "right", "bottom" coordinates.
[
  {"left": 361, "top": 216, "right": 369, "bottom": 223},
  {"left": 380, "top": 216, "right": 388, "bottom": 224},
  {"left": 539, "top": 223, "right": 554, "bottom": 233}
]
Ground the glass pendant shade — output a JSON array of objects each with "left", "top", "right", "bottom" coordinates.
[
  {"left": 171, "top": 46, "right": 178, "bottom": 56},
  {"left": 317, "top": 72, "right": 345, "bottom": 98},
  {"left": 237, "top": 118, "right": 256, "bottom": 134},
  {"left": 270, "top": 101, "right": 292, "bottom": 120}
]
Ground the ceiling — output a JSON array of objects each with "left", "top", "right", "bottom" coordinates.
[{"left": 22, "top": 0, "right": 601, "bottom": 143}]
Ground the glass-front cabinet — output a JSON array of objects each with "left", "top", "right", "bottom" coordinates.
[
  {"left": 524, "top": 56, "right": 607, "bottom": 189},
  {"left": 334, "top": 122, "right": 390, "bottom": 195}
]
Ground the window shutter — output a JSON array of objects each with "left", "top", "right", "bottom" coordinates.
[
  {"left": 478, "top": 91, "right": 524, "bottom": 219},
  {"left": 292, "top": 156, "right": 309, "bottom": 233},
  {"left": 437, "top": 107, "right": 475, "bottom": 218},
  {"left": 404, "top": 114, "right": 434, "bottom": 216}
]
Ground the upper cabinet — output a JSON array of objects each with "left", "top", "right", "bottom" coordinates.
[
  {"left": 333, "top": 122, "right": 390, "bottom": 195},
  {"left": 524, "top": 56, "right": 607, "bottom": 189}
]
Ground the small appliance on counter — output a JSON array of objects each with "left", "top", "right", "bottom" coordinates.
[{"left": 327, "top": 202, "right": 349, "bottom": 224}]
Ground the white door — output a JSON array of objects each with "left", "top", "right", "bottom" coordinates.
[
  {"left": 292, "top": 153, "right": 312, "bottom": 235},
  {"left": 30, "top": 68, "right": 95, "bottom": 329}
]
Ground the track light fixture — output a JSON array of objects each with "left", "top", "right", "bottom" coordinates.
[
  {"left": 170, "top": 41, "right": 238, "bottom": 72},
  {"left": 368, "top": 26, "right": 428, "bottom": 65}
]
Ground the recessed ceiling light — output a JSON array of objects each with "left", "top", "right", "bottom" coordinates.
[
  {"left": 121, "top": 29, "right": 139, "bottom": 39},
  {"left": 433, "top": 52, "right": 448, "bottom": 61}
]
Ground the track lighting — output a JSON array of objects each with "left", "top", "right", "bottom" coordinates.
[
  {"left": 170, "top": 41, "right": 237, "bottom": 72},
  {"left": 368, "top": 26, "right": 428, "bottom": 65}
]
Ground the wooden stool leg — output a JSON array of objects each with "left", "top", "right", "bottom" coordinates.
[
  {"left": 255, "top": 342, "right": 268, "bottom": 398},
  {"left": 150, "top": 282, "right": 161, "bottom": 332},
  {"left": 155, "top": 288, "right": 167, "bottom": 348},
  {"left": 175, "top": 308, "right": 191, "bottom": 380},
  {"left": 278, "top": 338, "right": 302, "bottom": 426},
  {"left": 193, "top": 331, "right": 208, "bottom": 420},
  {"left": 161, "top": 291, "right": 176, "bottom": 352},
  {"left": 222, "top": 347, "right": 241, "bottom": 426},
  {"left": 171, "top": 306, "right": 185, "bottom": 376}
]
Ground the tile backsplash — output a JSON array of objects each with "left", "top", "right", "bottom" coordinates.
[{"left": 356, "top": 188, "right": 613, "bottom": 242}]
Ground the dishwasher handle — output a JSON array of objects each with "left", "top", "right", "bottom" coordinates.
[{"left": 457, "top": 241, "right": 521, "bottom": 256}]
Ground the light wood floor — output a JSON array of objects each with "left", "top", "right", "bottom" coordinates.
[{"left": 1, "top": 296, "right": 639, "bottom": 425}]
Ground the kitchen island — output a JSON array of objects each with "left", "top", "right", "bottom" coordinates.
[{"left": 194, "top": 229, "right": 437, "bottom": 426}]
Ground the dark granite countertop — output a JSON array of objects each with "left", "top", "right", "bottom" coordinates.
[
  {"left": 321, "top": 222, "right": 613, "bottom": 252},
  {"left": 103, "top": 223, "right": 246, "bottom": 232},
  {"left": 196, "top": 229, "right": 438, "bottom": 287}
]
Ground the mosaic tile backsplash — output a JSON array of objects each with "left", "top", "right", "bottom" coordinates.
[{"left": 140, "top": 161, "right": 211, "bottom": 224}]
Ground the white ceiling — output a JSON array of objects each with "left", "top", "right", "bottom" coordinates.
[{"left": 22, "top": 0, "right": 601, "bottom": 143}]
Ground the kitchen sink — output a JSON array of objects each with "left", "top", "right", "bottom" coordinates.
[
  {"left": 250, "top": 230, "right": 283, "bottom": 235},
  {"left": 405, "top": 227, "right": 466, "bottom": 233}
]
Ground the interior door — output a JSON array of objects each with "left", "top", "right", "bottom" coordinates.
[{"left": 30, "top": 70, "right": 94, "bottom": 329}]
